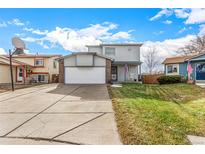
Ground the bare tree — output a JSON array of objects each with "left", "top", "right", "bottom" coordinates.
[
  {"left": 179, "top": 35, "right": 205, "bottom": 55},
  {"left": 143, "top": 47, "right": 161, "bottom": 74}
]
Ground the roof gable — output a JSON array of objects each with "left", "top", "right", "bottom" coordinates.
[
  {"left": 61, "top": 52, "right": 112, "bottom": 61},
  {"left": 0, "top": 55, "right": 32, "bottom": 66},
  {"left": 162, "top": 55, "right": 194, "bottom": 64},
  {"left": 189, "top": 53, "right": 205, "bottom": 61}
]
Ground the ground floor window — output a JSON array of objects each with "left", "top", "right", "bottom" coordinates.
[
  {"left": 167, "top": 64, "right": 178, "bottom": 74},
  {"left": 196, "top": 63, "right": 205, "bottom": 80},
  {"left": 37, "top": 74, "right": 45, "bottom": 82}
]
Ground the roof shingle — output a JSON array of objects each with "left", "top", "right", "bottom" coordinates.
[{"left": 162, "top": 55, "right": 195, "bottom": 64}]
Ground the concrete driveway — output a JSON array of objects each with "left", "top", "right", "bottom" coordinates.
[{"left": 0, "top": 84, "right": 121, "bottom": 145}]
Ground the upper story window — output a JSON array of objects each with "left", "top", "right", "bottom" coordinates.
[
  {"left": 34, "top": 59, "right": 44, "bottom": 66},
  {"left": 105, "top": 47, "right": 115, "bottom": 57},
  {"left": 167, "top": 64, "right": 178, "bottom": 74},
  {"left": 53, "top": 61, "right": 57, "bottom": 69}
]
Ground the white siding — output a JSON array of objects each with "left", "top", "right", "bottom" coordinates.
[
  {"left": 102, "top": 46, "right": 140, "bottom": 62},
  {"left": 64, "top": 55, "right": 106, "bottom": 67},
  {"left": 64, "top": 56, "right": 76, "bottom": 66},
  {"left": 128, "top": 66, "right": 138, "bottom": 81},
  {"left": 117, "top": 66, "right": 125, "bottom": 82},
  {"left": 116, "top": 65, "right": 138, "bottom": 82},
  {"left": 94, "top": 56, "right": 106, "bottom": 66},
  {"left": 76, "top": 55, "right": 93, "bottom": 66},
  {"left": 87, "top": 46, "right": 102, "bottom": 54}
]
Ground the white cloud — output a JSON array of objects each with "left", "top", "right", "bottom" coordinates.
[
  {"left": 25, "top": 22, "right": 133, "bottom": 52},
  {"left": 0, "top": 48, "right": 6, "bottom": 55},
  {"left": 22, "top": 37, "right": 40, "bottom": 42},
  {"left": 174, "top": 9, "right": 190, "bottom": 18},
  {"left": 178, "top": 27, "right": 186, "bottom": 34},
  {"left": 153, "top": 31, "right": 164, "bottom": 35},
  {"left": 0, "top": 21, "right": 7, "bottom": 28},
  {"left": 141, "top": 35, "right": 195, "bottom": 61},
  {"left": 198, "top": 24, "right": 205, "bottom": 36},
  {"left": 8, "top": 18, "right": 25, "bottom": 26},
  {"left": 185, "top": 8, "right": 205, "bottom": 24},
  {"left": 15, "top": 33, "right": 25, "bottom": 37},
  {"left": 162, "top": 20, "right": 172, "bottom": 24},
  {"left": 141, "top": 35, "right": 196, "bottom": 72},
  {"left": 23, "top": 27, "right": 48, "bottom": 35},
  {"left": 109, "top": 32, "right": 131, "bottom": 40},
  {"left": 32, "top": 29, "right": 48, "bottom": 35},
  {"left": 149, "top": 9, "right": 173, "bottom": 21}
]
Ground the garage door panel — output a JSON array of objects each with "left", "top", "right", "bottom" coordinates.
[{"left": 65, "top": 67, "right": 105, "bottom": 84}]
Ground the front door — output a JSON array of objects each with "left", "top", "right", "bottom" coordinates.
[
  {"left": 111, "top": 66, "right": 117, "bottom": 81},
  {"left": 17, "top": 67, "right": 23, "bottom": 82},
  {"left": 196, "top": 63, "right": 205, "bottom": 80}
]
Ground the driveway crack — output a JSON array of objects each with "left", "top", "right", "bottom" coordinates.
[
  {"left": 1, "top": 86, "right": 81, "bottom": 137},
  {"left": 51, "top": 113, "right": 106, "bottom": 140}
]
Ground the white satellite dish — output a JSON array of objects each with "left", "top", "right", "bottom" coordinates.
[{"left": 12, "top": 37, "right": 26, "bottom": 49}]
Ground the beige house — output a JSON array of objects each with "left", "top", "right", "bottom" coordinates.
[{"left": 0, "top": 54, "right": 60, "bottom": 84}]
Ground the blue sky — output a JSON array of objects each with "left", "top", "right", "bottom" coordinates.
[{"left": 0, "top": 8, "right": 205, "bottom": 57}]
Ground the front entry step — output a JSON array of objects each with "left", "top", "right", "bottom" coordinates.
[{"left": 196, "top": 82, "right": 205, "bottom": 88}]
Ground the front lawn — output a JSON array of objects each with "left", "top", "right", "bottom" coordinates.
[{"left": 110, "top": 83, "right": 205, "bottom": 144}]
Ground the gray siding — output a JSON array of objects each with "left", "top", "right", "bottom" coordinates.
[
  {"left": 64, "top": 56, "right": 76, "bottom": 66},
  {"left": 191, "top": 54, "right": 205, "bottom": 61},
  {"left": 94, "top": 56, "right": 106, "bottom": 66},
  {"left": 64, "top": 55, "right": 106, "bottom": 67},
  {"left": 87, "top": 45, "right": 141, "bottom": 62},
  {"left": 87, "top": 46, "right": 102, "bottom": 54},
  {"left": 102, "top": 46, "right": 140, "bottom": 62},
  {"left": 76, "top": 54, "right": 93, "bottom": 66}
]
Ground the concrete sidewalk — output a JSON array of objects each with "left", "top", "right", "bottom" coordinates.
[{"left": 0, "top": 84, "right": 121, "bottom": 145}]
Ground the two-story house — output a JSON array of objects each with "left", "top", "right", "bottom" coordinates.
[
  {"left": 87, "top": 43, "right": 143, "bottom": 82},
  {"left": 0, "top": 54, "right": 60, "bottom": 84},
  {"left": 58, "top": 43, "right": 142, "bottom": 84}
]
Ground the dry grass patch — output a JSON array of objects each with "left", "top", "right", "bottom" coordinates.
[{"left": 110, "top": 83, "right": 205, "bottom": 144}]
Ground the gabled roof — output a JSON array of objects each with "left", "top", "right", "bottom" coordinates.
[
  {"left": 59, "top": 52, "right": 113, "bottom": 60},
  {"left": 11, "top": 54, "right": 61, "bottom": 58},
  {"left": 86, "top": 43, "right": 143, "bottom": 47},
  {"left": 188, "top": 52, "right": 205, "bottom": 61},
  {"left": 0, "top": 55, "right": 33, "bottom": 66},
  {"left": 162, "top": 53, "right": 205, "bottom": 64},
  {"left": 162, "top": 55, "right": 195, "bottom": 64}
]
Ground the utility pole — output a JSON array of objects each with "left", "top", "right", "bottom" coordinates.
[{"left": 9, "top": 49, "right": 14, "bottom": 91}]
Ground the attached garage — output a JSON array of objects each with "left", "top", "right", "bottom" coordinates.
[
  {"left": 59, "top": 52, "right": 112, "bottom": 84},
  {"left": 65, "top": 67, "right": 105, "bottom": 84}
]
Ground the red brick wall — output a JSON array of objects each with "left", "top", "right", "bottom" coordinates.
[{"left": 59, "top": 59, "right": 64, "bottom": 83}]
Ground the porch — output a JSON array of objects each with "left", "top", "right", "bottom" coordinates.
[
  {"left": 111, "top": 61, "right": 142, "bottom": 83},
  {"left": 15, "top": 66, "right": 49, "bottom": 84}
]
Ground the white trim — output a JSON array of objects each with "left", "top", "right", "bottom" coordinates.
[{"left": 166, "top": 64, "right": 179, "bottom": 75}]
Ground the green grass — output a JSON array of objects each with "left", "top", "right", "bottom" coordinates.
[{"left": 110, "top": 83, "right": 205, "bottom": 144}]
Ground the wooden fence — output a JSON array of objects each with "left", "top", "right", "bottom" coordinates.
[{"left": 142, "top": 74, "right": 164, "bottom": 84}]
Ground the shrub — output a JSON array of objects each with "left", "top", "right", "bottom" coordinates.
[{"left": 157, "top": 75, "right": 182, "bottom": 84}]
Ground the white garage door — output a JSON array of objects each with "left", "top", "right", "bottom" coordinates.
[{"left": 65, "top": 67, "right": 106, "bottom": 84}]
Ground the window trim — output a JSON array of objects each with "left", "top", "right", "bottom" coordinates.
[
  {"left": 104, "top": 47, "right": 116, "bottom": 57},
  {"left": 166, "top": 64, "right": 179, "bottom": 75},
  {"left": 34, "top": 59, "right": 44, "bottom": 67},
  {"left": 53, "top": 61, "right": 57, "bottom": 69},
  {"left": 37, "top": 74, "right": 46, "bottom": 82}
]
